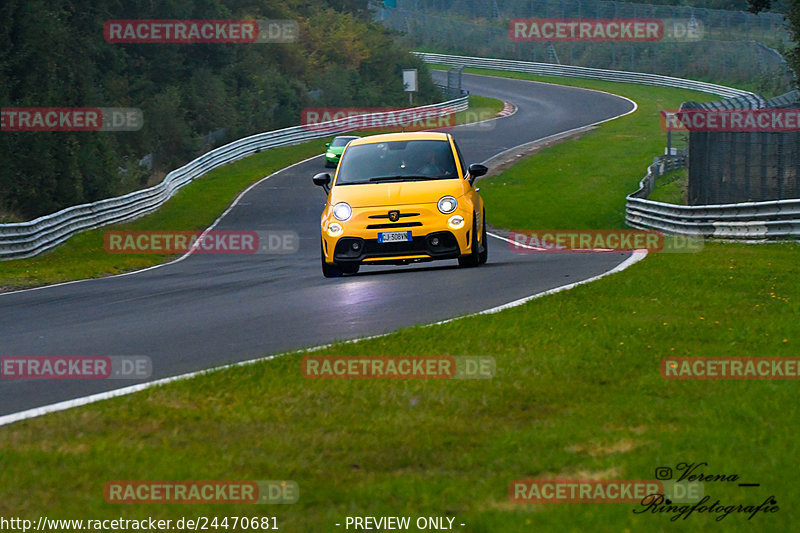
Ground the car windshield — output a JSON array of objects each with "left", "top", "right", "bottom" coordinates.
[
  {"left": 336, "top": 140, "right": 459, "bottom": 184},
  {"left": 331, "top": 137, "right": 357, "bottom": 147}
]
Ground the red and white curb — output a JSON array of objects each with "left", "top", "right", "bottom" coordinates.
[{"left": 497, "top": 101, "right": 517, "bottom": 117}]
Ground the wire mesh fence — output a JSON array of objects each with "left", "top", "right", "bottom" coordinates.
[
  {"left": 396, "top": 0, "right": 789, "bottom": 42},
  {"left": 683, "top": 91, "right": 800, "bottom": 204},
  {"left": 378, "top": 1, "right": 796, "bottom": 92}
]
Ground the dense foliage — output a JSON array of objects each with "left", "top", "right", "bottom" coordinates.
[
  {"left": 783, "top": 0, "right": 800, "bottom": 77},
  {"left": 749, "top": 0, "right": 800, "bottom": 80},
  {"left": 0, "top": 0, "right": 440, "bottom": 220}
]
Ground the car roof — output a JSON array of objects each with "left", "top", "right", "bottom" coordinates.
[{"left": 347, "top": 132, "right": 451, "bottom": 147}]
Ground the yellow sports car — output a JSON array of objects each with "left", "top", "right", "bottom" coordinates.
[{"left": 312, "top": 132, "right": 488, "bottom": 277}]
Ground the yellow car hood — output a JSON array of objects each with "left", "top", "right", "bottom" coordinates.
[{"left": 330, "top": 179, "right": 467, "bottom": 208}]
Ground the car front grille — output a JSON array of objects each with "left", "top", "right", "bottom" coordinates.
[
  {"left": 333, "top": 232, "right": 459, "bottom": 262},
  {"left": 365, "top": 222, "right": 423, "bottom": 229}
]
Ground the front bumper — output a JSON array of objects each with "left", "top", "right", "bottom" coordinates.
[
  {"left": 321, "top": 204, "right": 473, "bottom": 265},
  {"left": 331, "top": 232, "right": 461, "bottom": 264}
]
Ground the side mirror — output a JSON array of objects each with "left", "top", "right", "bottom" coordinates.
[
  {"left": 468, "top": 163, "right": 488, "bottom": 185},
  {"left": 313, "top": 172, "right": 332, "bottom": 193},
  {"left": 325, "top": 142, "right": 331, "bottom": 148}
]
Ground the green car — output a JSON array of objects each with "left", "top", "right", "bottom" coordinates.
[{"left": 324, "top": 136, "right": 359, "bottom": 168}]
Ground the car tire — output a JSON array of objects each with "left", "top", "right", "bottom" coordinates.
[
  {"left": 324, "top": 160, "right": 335, "bottom": 168},
  {"left": 458, "top": 214, "right": 482, "bottom": 268},
  {"left": 321, "top": 241, "right": 343, "bottom": 278},
  {"left": 478, "top": 209, "right": 488, "bottom": 265}
]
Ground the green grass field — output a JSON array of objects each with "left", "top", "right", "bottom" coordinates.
[
  {"left": 456, "top": 68, "right": 717, "bottom": 230},
  {"left": 648, "top": 168, "right": 689, "bottom": 205},
  {"left": 1, "top": 70, "right": 798, "bottom": 532}
]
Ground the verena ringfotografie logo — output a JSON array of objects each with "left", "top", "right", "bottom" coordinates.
[
  {"left": 1, "top": 356, "right": 151, "bottom": 380},
  {"left": 662, "top": 108, "right": 800, "bottom": 133},
  {"left": 104, "top": 20, "right": 298, "bottom": 43},
  {"left": 661, "top": 357, "right": 800, "bottom": 380},
  {"left": 302, "top": 356, "right": 495, "bottom": 379},
  {"left": 104, "top": 481, "right": 298, "bottom": 504},
  {"left": 1, "top": 108, "right": 142, "bottom": 131},
  {"left": 103, "top": 230, "right": 299, "bottom": 255},
  {"left": 508, "top": 230, "right": 703, "bottom": 253}
]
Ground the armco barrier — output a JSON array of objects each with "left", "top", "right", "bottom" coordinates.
[
  {"left": 0, "top": 97, "right": 468, "bottom": 259},
  {"left": 413, "top": 52, "right": 753, "bottom": 98},
  {"left": 627, "top": 157, "right": 800, "bottom": 239},
  {"left": 4, "top": 52, "right": 795, "bottom": 258},
  {"left": 415, "top": 53, "right": 798, "bottom": 239}
]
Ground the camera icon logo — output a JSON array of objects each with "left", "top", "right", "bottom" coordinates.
[{"left": 655, "top": 467, "right": 673, "bottom": 480}]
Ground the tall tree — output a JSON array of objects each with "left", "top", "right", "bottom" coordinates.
[{"left": 1, "top": 0, "right": 441, "bottom": 220}]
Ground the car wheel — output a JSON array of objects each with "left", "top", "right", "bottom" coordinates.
[
  {"left": 478, "top": 209, "right": 488, "bottom": 265},
  {"left": 321, "top": 241, "right": 343, "bottom": 278},
  {"left": 458, "top": 214, "right": 482, "bottom": 268}
]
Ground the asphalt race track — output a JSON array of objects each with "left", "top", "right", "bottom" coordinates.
[{"left": 0, "top": 72, "right": 635, "bottom": 416}]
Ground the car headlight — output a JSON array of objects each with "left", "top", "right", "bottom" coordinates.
[
  {"left": 448, "top": 215, "right": 464, "bottom": 229},
  {"left": 332, "top": 202, "right": 352, "bottom": 221},
  {"left": 327, "top": 223, "right": 343, "bottom": 236},
  {"left": 326, "top": 152, "right": 336, "bottom": 158},
  {"left": 438, "top": 196, "right": 457, "bottom": 214}
]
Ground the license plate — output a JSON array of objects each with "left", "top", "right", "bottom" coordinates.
[{"left": 378, "top": 231, "right": 412, "bottom": 243}]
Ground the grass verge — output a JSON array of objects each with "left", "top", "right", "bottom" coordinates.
[
  {"left": 648, "top": 168, "right": 689, "bottom": 205},
  {"left": 0, "top": 141, "right": 323, "bottom": 292},
  {"left": 453, "top": 67, "right": 717, "bottom": 229},
  {"left": 1, "top": 240, "right": 797, "bottom": 532}
]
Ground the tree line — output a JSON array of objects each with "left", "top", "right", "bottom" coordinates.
[{"left": 0, "top": 0, "right": 441, "bottom": 221}]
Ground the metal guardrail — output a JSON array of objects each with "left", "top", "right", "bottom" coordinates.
[
  {"left": 415, "top": 53, "right": 799, "bottom": 239},
  {"left": 413, "top": 52, "right": 753, "bottom": 98},
  {"left": 4, "top": 52, "right": 793, "bottom": 258},
  {"left": 0, "top": 96, "right": 468, "bottom": 260},
  {"left": 626, "top": 156, "right": 800, "bottom": 239}
]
